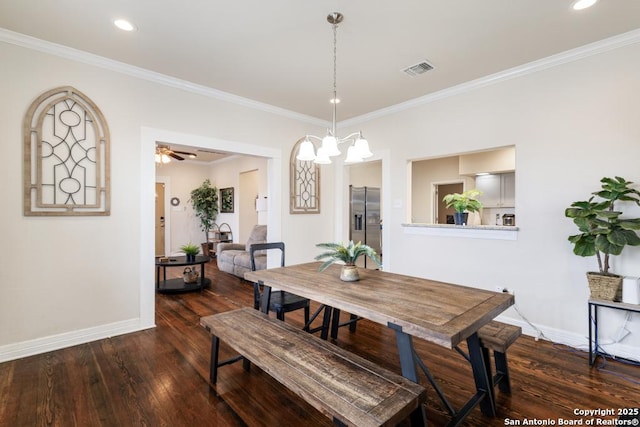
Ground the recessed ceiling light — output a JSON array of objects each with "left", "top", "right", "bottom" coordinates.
[
  {"left": 572, "top": 0, "right": 598, "bottom": 11},
  {"left": 114, "top": 19, "right": 136, "bottom": 32}
]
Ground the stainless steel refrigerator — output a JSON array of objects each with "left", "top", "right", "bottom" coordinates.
[{"left": 349, "top": 186, "right": 381, "bottom": 268}]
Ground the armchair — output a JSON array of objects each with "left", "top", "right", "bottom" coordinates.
[{"left": 216, "top": 225, "right": 267, "bottom": 278}]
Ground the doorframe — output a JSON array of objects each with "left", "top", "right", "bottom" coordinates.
[
  {"left": 140, "top": 127, "right": 282, "bottom": 328},
  {"left": 432, "top": 180, "right": 464, "bottom": 224}
]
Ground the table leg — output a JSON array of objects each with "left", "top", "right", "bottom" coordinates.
[
  {"left": 388, "top": 323, "right": 426, "bottom": 426},
  {"left": 588, "top": 302, "right": 593, "bottom": 366},
  {"left": 466, "top": 332, "right": 496, "bottom": 417},
  {"left": 593, "top": 304, "right": 599, "bottom": 366}
]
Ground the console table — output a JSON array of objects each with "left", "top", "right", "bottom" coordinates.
[
  {"left": 588, "top": 298, "right": 640, "bottom": 365},
  {"left": 156, "top": 255, "right": 211, "bottom": 294}
]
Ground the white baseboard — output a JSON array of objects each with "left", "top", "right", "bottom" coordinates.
[
  {"left": 495, "top": 314, "right": 640, "bottom": 363},
  {"left": 0, "top": 318, "right": 156, "bottom": 363}
]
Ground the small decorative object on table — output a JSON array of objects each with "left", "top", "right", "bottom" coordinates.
[
  {"left": 315, "top": 240, "right": 382, "bottom": 282},
  {"left": 442, "top": 189, "right": 483, "bottom": 226},
  {"left": 183, "top": 267, "right": 199, "bottom": 284},
  {"left": 565, "top": 176, "right": 640, "bottom": 301},
  {"left": 180, "top": 242, "right": 201, "bottom": 262}
]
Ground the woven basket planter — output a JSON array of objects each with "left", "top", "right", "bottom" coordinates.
[{"left": 586, "top": 272, "right": 623, "bottom": 301}]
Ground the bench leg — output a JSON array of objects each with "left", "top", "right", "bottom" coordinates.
[
  {"left": 210, "top": 335, "right": 220, "bottom": 384},
  {"left": 494, "top": 350, "right": 511, "bottom": 394}
]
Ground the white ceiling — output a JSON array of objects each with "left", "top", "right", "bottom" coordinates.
[{"left": 1, "top": 1, "right": 639, "bottom": 123}]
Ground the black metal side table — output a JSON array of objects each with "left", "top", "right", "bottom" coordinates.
[
  {"left": 588, "top": 298, "right": 640, "bottom": 365},
  {"left": 156, "top": 255, "right": 211, "bottom": 294}
]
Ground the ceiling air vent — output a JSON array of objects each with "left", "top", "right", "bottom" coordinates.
[{"left": 402, "top": 60, "right": 435, "bottom": 77}]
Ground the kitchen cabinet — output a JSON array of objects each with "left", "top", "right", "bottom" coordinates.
[{"left": 476, "top": 172, "right": 515, "bottom": 208}]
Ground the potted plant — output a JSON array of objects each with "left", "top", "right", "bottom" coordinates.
[
  {"left": 565, "top": 176, "right": 640, "bottom": 301},
  {"left": 190, "top": 179, "right": 219, "bottom": 256},
  {"left": 180, "top": 242, "right": 200, "bottom": 262},
  {"left": 315, "top": 240, "right": 382, "bottom": 282},
  {"left": 442, "top": 189, "right": 483, "bottom": 225}
]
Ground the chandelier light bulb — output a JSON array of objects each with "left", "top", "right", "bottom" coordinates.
[
  {"left": 344, "top": 146, "right": 364, "bottom": 164},
  {"left": 314, "top": 147, "right": 332, "bottom": 164},
  {"left": 354, "top": 134, "right": 373, "bottom": 158},
  {"left": 296, "top": 137, "right": 317, "bottom": 161},
  {"left": 321, "top": 133, "right": 341, "bottom": 156}
]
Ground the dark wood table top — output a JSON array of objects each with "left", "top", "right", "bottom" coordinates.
[
  {"left": 245, "top": 262, "right": 514, "bottom": 348},
  {"left": 155, "top": 255, "right": 210, "bottom": 267}
]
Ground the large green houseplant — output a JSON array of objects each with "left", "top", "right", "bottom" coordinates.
[
  {"left": 565, "top": 176, "right": 640, "bottom": 300},
  {"left": 190, "top": 179, "right": 219, "bottom": 255},
  {"left": 315, "top": 241, "right": 382, "bottom": 282},
  {"left": 442, "top": 189, "right": 483, "bottom": 225}
]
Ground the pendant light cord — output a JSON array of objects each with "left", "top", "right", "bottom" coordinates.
[{"left": 331, "top": 17, "right": 338, "bottom": 136}]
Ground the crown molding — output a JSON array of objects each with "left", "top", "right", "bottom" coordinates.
[
  {"left": 3, "top": 27, "right": 639, "bottom": 129},
  {"left": 340, "top": 28, "right": 640, "bottom": 128},
  {"left": 0, "top": 27, "right": 329, "bottom": 128}
]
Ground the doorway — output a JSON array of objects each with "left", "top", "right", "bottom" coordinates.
[
  {"left": 434, "top": 182, "right": 463, "bottom": 224},
  {"left": 239, "top": 169, "right": 259, "bottom": 242}
]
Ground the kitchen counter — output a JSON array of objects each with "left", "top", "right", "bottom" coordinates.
[{"left": 402, "top": 223, "right": 519, "bottom": 240}]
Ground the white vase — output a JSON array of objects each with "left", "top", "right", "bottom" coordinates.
[{"left": 340, "top": 265, "right": 360, "bottom": 282}]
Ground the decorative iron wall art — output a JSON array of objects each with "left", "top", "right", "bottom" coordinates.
[
  {"left": 23, "top": 86, "right": 110, "bottom": 216},
  {"left": 290, "top": 137, "right": 320, "bottom": 214}
]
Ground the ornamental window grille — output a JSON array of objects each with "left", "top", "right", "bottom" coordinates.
[
  {"left": 23, "top": 86, "right": 110, "bottom": 216},
  {"left": 290, "top": 137, "right": 320, "bottom": 214}
]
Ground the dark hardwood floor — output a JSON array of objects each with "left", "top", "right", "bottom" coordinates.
[{"left": 1, "top": 262, "right": 638, "bottom": 426}]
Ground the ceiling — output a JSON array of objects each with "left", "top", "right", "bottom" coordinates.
[{"left": 1, "top": 1, "right": 639, "bottom": 123}]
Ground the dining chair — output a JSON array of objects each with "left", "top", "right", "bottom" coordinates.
[{"left": 249, "top": 242, "right": 311, "bottom": 327}]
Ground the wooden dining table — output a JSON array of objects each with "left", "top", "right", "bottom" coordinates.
[{"left": 245, "top": 262, "right": 515, "bottom": 426}]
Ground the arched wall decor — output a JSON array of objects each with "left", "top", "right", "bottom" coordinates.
[
  {"left": 290, "top": 137, "right": 320, "bottom": 214},
  {"left": 23, "top": 86, "right": 110, "bottom": 216}
]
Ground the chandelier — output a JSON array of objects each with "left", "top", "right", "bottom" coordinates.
[{"left": 296, "top": 12, "right": 372, "bottom": 165}]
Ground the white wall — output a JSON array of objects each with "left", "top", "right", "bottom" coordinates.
[
  {"left": 0, "top": 40, "right": 332, "bottom": 361},
  {"left": 356, "top": 40, "right": 640, "bottom": 358}
]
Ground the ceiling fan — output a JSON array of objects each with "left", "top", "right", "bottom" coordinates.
[{"left": 155, "top": 144, "right": 197, "bottom": 162}]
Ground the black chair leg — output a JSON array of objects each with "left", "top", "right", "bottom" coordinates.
[
  {"left": 330, "top": 308, "right": 341, "bottom": 339},
  {"left": 348, "top": 313, "right": 358, "bottom": 332},
  {"left": 303, "top": 305, "right": 310, "bottom": 331},
  {"left": 276, "top": 308, "right": 285, "bottom": 321}
]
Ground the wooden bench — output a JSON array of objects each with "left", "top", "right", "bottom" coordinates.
[
  {"left": 477, "top": 320, "right": 522, "bottom": 393},
  {"left": 201, "top": 307, "right": 427, "bottom": 427}
]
